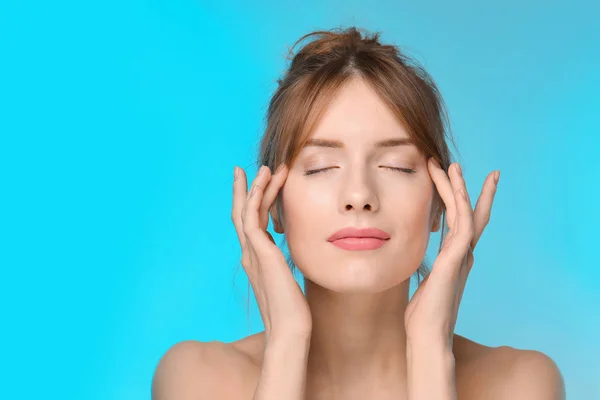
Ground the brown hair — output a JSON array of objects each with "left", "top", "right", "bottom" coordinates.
[
  {"left": 236, "top": 27, "right": 460, "bottom": 328},
  {"left": 257, "top": 26, "right": 457, "bottom": 284}
]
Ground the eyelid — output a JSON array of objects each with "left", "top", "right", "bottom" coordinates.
[
  {"left": 380, "top": 166, "right": 417, "bottom": 174},
  {"left": 305, "top": 166, "right": 416, "bottom": 176},
  {"left": 305, "top": 166, "right": 337, "bottom": 176}
]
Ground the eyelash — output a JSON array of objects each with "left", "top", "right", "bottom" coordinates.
[{"left": 304, "top": 166, "right": 416, "bottom": 176}]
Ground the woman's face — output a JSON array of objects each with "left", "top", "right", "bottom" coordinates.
[{"left": 279, "top": 77, "right": 439, "bottom": 293}]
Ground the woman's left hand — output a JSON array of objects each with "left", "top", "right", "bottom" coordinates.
[{"left": 404, "top": 158, "right": 500, "bottom": 350}]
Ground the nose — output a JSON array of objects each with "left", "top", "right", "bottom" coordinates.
[{"left": 340, "top": 168, "right": 380, "bottom": 213}]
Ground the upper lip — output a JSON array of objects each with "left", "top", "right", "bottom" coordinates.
[{"left": 327, "top": 227, "right": 391, "bottom": 241}]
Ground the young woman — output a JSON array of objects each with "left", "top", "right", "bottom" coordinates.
[{"left": 152, "top": 27, "right": 565, "bottom": 400}]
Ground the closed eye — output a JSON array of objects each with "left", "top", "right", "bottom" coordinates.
[
  {"left": 306, "top": 166, "right": 416, "bottom": 175},
  {"left": 304, "top": 167, "right": 338, "bottom": 176},
  {"left": 381, "top": 166, "right": 416, "bottom": 174}
]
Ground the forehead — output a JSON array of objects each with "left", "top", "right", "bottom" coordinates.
[{"left": 309, "top": 77, "right": 410, "bottom": 143}]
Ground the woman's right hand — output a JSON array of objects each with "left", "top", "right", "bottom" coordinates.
[{"left": 232, "top": 164, "right": 312, "bottom": 342}]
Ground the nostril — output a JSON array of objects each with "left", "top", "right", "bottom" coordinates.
[{"left": 344, "top": 204, "right": 373, "bottom": 211}]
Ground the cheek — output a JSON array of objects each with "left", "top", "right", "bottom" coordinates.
[
  {"left": 281, "top": 179, "right": 333, "bottom": 233},
  {"left": 386, "top": 176, "right": 432, "bottom": 209},
  {"left": 384, "top": 179, "right": 435, "bottom": 238},
  {"left": 279, "top": 182, "right": 329, "bottom": 271}
]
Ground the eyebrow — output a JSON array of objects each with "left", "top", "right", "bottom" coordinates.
[{"left": 303, "top": 137, "right": 415, "bottom": 149}]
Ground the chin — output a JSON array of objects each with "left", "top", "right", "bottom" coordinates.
[{"left": 302, "top": 257, "right": 413, "bottom": 294}]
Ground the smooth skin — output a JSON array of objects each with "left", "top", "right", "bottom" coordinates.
[{"left": 152, "top": 79, "right": 565, "bottom": 400}]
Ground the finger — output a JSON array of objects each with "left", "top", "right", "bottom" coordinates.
[
  {"left": 241, "top": 165, "right": 270, "bottom": 227},
  {"left": 232, "top": 166, "right": 249, "bottom": 248},
  {"left": 242, "top": 167, "right": 278, "bottom": 258},
  {"left": 428, "top": 158, "right": 457, "bottom": 230},
  {"left": 472, "top": 171, "right": 499, "bottom": 248},
  {"left": 454, "top": 171, "right": 499, "bottom": 311},
  {"left": 454, "top": 172, "right": 499, "bottom": 313},
  {"left": 434, "top": 164, "right": 474, "bottom": 279},
  {"left": 259, "top": 164, "right": 289, "bottom": 230},
  {"left": 449, "top": 162, "right": 474, "bottom": 253},
  {"left": 448, "top": 164, "right": 475, "bottom": 302}
]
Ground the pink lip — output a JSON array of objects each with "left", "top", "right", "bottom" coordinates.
[{"left": 327, "top": 227, "right": 390, "bottom": 251}]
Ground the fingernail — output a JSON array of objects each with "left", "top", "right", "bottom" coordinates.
[
  {"left": 234, "top": 166, "right": 239, "bottom": 181},
  {"left": 456, "top": 163, "right": 462, "bottom": 177},
  {"left": 275, "top": 164, "right": 285, "bottom": 174},
  {"left": 494, "top": 171, "right": 500, "bottom": 184},
  {"left": 258, "top": 165, "right": 268, "bottom": 175},
  {"left": 430, "top": 158, "right": 441, "bottom": 168}
]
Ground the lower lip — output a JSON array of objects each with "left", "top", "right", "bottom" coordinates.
[{"left": 329, "top": 237, "right": 389, "bottom": 250}]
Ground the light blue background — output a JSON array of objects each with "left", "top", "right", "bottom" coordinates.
[{"left": 1, "top": 0, "right": 598, "bottom": 399}]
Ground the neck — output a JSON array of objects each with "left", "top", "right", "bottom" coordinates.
[{"left": 304, "top": 277, "right": 411, "bottom": 398}]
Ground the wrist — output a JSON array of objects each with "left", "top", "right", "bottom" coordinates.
[
  {"left": 266, "top": 331, "right": 311, "bottom": 353},
  {"left": 406, "top": 343, "right": 456, "bottom": 400},
  {"left": 407, "top": 334, "right": 453, "bottom": 354},
  {"left": 262, "top": 334, "right": 311, "bottom": 376},
  {"left": 407, "top": 344, "right": 455, "bottom": 368},
  {"left": 267, "top": 328, "right": 312, "bottom": 346}
]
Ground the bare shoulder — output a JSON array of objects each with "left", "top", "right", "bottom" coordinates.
[
  {"left": 453, "top": 334, "right": 566, "bottom": 400},
  {"left": 151, "top": 338, "right": 261, "bottom": 400},
  {"left": 151, "top": 333, "right": 564, "bottom": 400}
]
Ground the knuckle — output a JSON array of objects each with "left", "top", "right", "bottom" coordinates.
[{"left": 252, "top": 183, "right": 263, "bottom": 196}]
